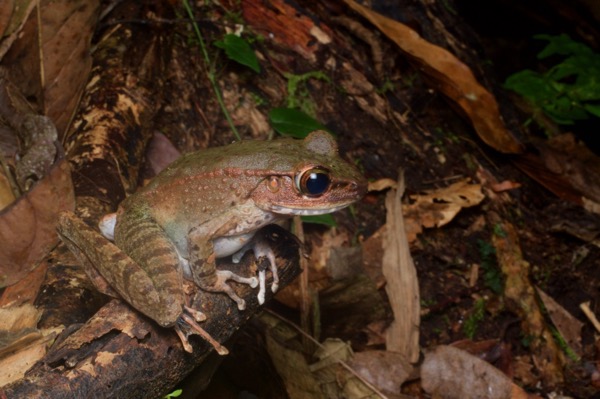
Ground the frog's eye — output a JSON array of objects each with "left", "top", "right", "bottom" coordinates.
[{"left": 296, "top": 168, "right": 331, "bottom": 196}]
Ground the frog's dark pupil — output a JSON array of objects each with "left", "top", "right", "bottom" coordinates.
[{"left": 304, "top": 171, "right": 330, "bottom": 195}]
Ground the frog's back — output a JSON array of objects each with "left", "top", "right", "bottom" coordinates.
[{"left": 146, "top": 137, "right": 328, "bottom": 186}]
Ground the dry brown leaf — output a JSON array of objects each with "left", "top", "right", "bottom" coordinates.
[
  {"left": 536, "top": 287, "right": 583, "bottom": 357},
  {"left": 513, "top": 152, "right": 584, "bottom": 206},
  {"left": 1, "top": 0, "right": 100, "bottom": 135},
  {"left": 403, "top": 179, "right": 484, "bottom": 238},
  {"left": 0, "top": 260, "right": 47, "bottom": 308},
  {"left": 411, "top": 179, "right": 484, "bottom": 212},
  {"left": 536, "top": 133, "right": 600, "bottom": 205},
  {"left": 261, "top": 314, "right": 389, "bottom": 399},
  {"left": 421, "top": 345, "right": 540, "bottom": 399},
  {"left": 382, "top": 173, "right": 420, "bottom": 363},
  {"left": 0, "top": 172, "right": 15, "bottom": 209},
  {"left": 368, "top": 178, "right": 397, "bottom": 192},
  {"left": 0, "top": 329, "right": 55, "bottom": 386},
  {"left": 421, "top": 345, "right": 511, "bottom": 399},
  {"left": 0, "top": 0, "right": 36, "bottom": 59},
  {"left": 261, "top": 313, "right": 326, "bottom": 399},
  {"left": 344, "top": 0, "right": 523, "bottom": 154},
  {"left": 0, "top": 301, "right": 59, "bottom": 386},
  {"left": 50, "top": 300, "right": 152, "bottom": 352},
  {"left": 0, "top": 303, "right": 40, "bottom": 337},
  {"left": 310, "top": 339, "right": 383, "bottom": 399},
  {"left": 347, "top": 350, "right": 413, "bottom": 396},
  {"left": 0, "top": 1, "right": 16, "bottom": 39},
  {"left": 0, "top": 0, "right": 15, "bottom": 39},
  {"left": 0, "top": 156, "right": 74, "bottom": 287}
]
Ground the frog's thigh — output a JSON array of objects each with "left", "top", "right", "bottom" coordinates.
[
  {"left": 186, "top": 231, "right": 217, "bottom": 287},
  {"left": 114, "top": 209, "right": 185, "bottom": 327}
]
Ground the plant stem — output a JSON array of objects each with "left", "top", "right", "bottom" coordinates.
[{"left": 182, "top": 0, "right": 241, "bottom": 141}]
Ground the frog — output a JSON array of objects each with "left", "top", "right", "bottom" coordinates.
[{"left": 58, "top": 130, "right": 367, "bottom": 354}]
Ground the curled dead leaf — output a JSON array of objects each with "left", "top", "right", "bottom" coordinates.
[
  {"left": 404, "top": 179, "right": 484, "bottom": 231},
  {"left": 368, "top": 178, "right": 397, "bottom": 192},
  {"left": 344, "top": 0, "right": 524, "bottom": 154},
  {"left": 0, "top": 155, "right": 74, "bottom": 288},
  {"left": 1, "top": 0, "right": 99, "bottom": 134},
  {"left": 383, "top": 173, "right": 420, "bottom": 363}
]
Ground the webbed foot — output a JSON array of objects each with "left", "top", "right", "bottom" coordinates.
[{"left": 174, "top": 307, "right": 229, "bottom": 355}]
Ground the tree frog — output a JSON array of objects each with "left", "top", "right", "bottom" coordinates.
[{"left": 58, "top": 131, "right": 366, "bottom": 354}]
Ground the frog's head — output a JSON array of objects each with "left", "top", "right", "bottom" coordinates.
[{"left": 251, "top": 131, "right": 367, "bottom": 216}]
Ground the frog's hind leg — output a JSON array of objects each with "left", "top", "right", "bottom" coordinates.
[
  {"left": 113, "top": 206, "right": 187, "bottom": 328},
  {"left": 58, "top": 211, "right": 180, "bottom": 325},
  {"left": 117, "top": 209, "right": 230, "bottom": 353}
]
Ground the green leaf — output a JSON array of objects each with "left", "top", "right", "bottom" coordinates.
[
  {"left": 535, "top": 34, "right": 593, "bottom": 59},
  {"left": 505, "top": 70, "right": 557, "bottom": 103},
  {"left": 214, "top": 34, "right": 260, "bottom": 73},
  {"left": 164, "top": 389, "right": 183, "bottom": 398},
  {"left": 584, "top": 103, "right": 600, "bottom": 118},
  {"left": 268, "top": 107, "right": 331, "bottom": 138},
  {"left": 504, "top": 35, "right": 600, "bottom": 126},
  {"left": 301, "top": 214, "right": 337, "bottom": 227}
]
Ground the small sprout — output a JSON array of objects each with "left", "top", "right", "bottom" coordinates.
[
  {"left": 268, "top": 107, "right": 331, "bottom": 138},
  {"left": 214, "top": 34, "right": 261, "bottom": 73},
  {"left": 164, "top": 388, "right": 182, "bottom": 398}
]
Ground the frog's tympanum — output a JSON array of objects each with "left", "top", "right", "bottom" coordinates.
[{"left": 58, "top": 131, "right": 366, "bottom": 354}]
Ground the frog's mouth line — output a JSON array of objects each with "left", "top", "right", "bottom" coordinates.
[{"left": 268, "top": 203, "right": 350, "bottom": 216}]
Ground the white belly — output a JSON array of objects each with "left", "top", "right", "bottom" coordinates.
[{"left": 212, "top": 232, "right": 257, "bottom": 258}]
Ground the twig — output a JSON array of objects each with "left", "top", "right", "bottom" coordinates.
[{"left": 580, "top": 301, "right": 600, "bottom": 333}]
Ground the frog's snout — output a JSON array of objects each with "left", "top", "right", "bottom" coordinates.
[{"left": 340, "top": 178, "right": 367, "bottom": 200}]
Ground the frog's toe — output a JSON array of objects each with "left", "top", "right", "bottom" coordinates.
[
  {"left": 184, "top": 305, "right": 207, "bottom": 323},
  {"left": 222, "top": 287, "right": 246, "bottom": 311},
  {"left": 257, "top": 270, "right": 266, "bottom": 305},
  {"left": 218, "top": 269, "right": 258, "bottom": 288},
  {"left": 212, "top": 270, "right": 250, "bottom": 310},
  {"left": 177, "top": 313, "right": 229, "bottom": 355},
  {"left": 174, "top": 325, "right": 195, "bottom": 353},
  {"left": 252, "top": 237, "right": 279, "bottom": 295}
]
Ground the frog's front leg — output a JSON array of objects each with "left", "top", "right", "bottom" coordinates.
[
  {"left": 231, "top": 237, "right": 279, "bottom": 305},
  {"left": 188, "top": 228, "right": 258, "bottom": 310}
]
